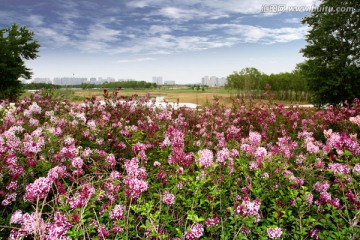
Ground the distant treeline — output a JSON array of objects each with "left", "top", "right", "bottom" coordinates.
[
  {"left": 226, "top": 67, "right": 309, "bottom": 102},
  {"left": 23, "top": 81, "right": 157, "bottom": 90},
  {"left": 23, "top": 83, "right": 61, "bottom": 90},
  {"left": 81, "top": 81, "right": 157, "bottom": 89}
]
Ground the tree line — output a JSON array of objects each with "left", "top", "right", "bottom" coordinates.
[
  {"left": 225, "top": 66, "right": 309, "bottom": 102},
  {"left": 81, "top": 81, "right": 157, "bottom": 89}
]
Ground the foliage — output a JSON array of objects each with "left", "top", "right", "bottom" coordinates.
[
  {"left": 226, "top": 67, "right": 309, "bottom": 102},
  {"left": 225, "top": 67, "right": 262, "bottom": 96},
  {"left": 81, "top": 81, "right": 157, "bottom": 90},
  {"left": 1, "top": 93, "right": 360, "bottom": 239},
  {"left": 0, "top": 24, "right": 40, "bottom": 101},
  {"left": 23, "top": 83, "right": 60, "bottom": 90},
  {"left": 300, "top": 0, "right": 360, "bottom": 106}
]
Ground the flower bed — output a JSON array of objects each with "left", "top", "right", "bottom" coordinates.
[{"left": 0, "top": 93, "right": 360, "bottom": 239}]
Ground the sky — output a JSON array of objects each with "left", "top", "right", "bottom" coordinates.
[{"left": 0, "top": 0, "right": 320, "bottom": 84}]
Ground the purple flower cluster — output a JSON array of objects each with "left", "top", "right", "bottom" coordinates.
[
  {"left": 234, "top": 198, "right": 261, "bottom": 222},
  {"left": 162, "top": 191, "right": 175, "bottom": 205},
  {"left": 186, "top": 223, "right": 204, "bottom": 239},
  {"left": 267, "top": 227, "right": 283, "bottom": 239},
  {"left": 196, "top": 149, "right": 213, "bottom": 168},
  {"left": 123, "top": 158, "right": 148, "bottom": 199}
]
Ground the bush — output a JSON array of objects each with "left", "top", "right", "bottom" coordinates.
[{"left": 0, "top": 93, "right": 360, "bottom": 239}]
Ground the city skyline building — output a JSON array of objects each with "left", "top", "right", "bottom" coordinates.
[
  {"left": 152, "top": 76, "right": 163, "bottom": 85},
  {"left": 201, "top": 76, "right": 227, "bottom": 87}
]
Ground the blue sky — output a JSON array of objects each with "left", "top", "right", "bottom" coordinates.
[{"left": 0, "top": 0, "right": 319, "bottom": 84}]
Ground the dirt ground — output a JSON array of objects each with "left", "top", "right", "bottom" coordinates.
[{"left": 74, "top": 90, "right": 234, "bottom": 106}]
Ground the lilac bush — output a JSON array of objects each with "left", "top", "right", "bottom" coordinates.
[{"left": 0, "top": 92, "right": 360, "bottom": 239}]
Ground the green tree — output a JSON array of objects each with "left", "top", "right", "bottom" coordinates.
[
  {"left": 300, "top": 0, "right": 360, "bottom": 105},
  {"left": 0, "top": 24, "right": 40, "bottom": 101},
  {"left": 225, "top": 67, "right": 262, "bottom": 97}
]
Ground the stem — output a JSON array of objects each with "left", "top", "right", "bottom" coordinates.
[{"left": 126, "top": 197, "right": 133, "bottom": 239}]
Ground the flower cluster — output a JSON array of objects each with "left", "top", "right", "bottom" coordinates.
[
  {"left": 1, "top": 93, "right": 360, "bottom": 239},
  {"left": 267, "top": 227, "right": 283, "bottom": 239},
  {"left": 162, "top": 191, "right": 175, "bottom": 205},
  {"left": 186, "top": 223, "right": 204, "bottom": 239}
]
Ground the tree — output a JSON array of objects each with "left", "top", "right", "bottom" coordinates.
[
  {"left": 300, "top": 0, "right": 360, "bottom": 105},
  {"left": 225, "top": 67, "right": 262, "bottom": 97},
  {"left": 0, "top": 24, "right": 40, "bottom": 101}
]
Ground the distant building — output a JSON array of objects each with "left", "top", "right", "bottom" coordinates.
[
  {"left": 33, "top": 77, "right": 51, "bottom": 84},
  {"left": 164, "top": 80, "right": 175, "bottom": 85},
  {"left": 89, "top": 77, "right": 97, "bottom": 84},
  {"left": 53, "top": 77, "right": 87, "bottom": 85},
  {"left": 201, "top": 76, "right": 227, "bottom": 87},
  {"left": 152, "top": 76, "right": 163, "bottom": 85}
]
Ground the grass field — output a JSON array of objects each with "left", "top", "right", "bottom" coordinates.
[{"left": 23, "top": 87, "right": 309, "bottom": 107}]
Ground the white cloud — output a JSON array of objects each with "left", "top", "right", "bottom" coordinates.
[
  {"left": 284, "top": 18, "right": 301, "bottom": 24},
  {"left": 36, "top": 27, "right": 71, "bottom": 47},
  {"left": 87, "top": 24, "right": 121, "bottom": 42},
  {"left": 26, "top": 15, "right": 44, "bottom": 27},
  {"left": 205, "top": 23, "right": 308, "bottom": 44},
  {"left": 117, "top": 57, "right": 156, "bottom": 63},
  {"left": 157, "top": 7, "right": 208, "bottom": 20},
  {"left": 127, "top": 0, "right": 319, "bottom": 14},
  {"left": 148, "top": 25, "right": 172, "bottom": 34}
]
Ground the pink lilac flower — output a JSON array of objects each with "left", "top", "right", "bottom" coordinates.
[
  {"left": 248, "top": 131, "right": 262, "bottom": 146},
  {"left": 176, "top": 182, "right": 183, "bottom": 189},
  {"left": 112, "top": 226, "right": 124, "bottom": 234},
  {"left": 349, "top": 115, "right": 360, "bottom": 127},
  {"left": 105, "top": 154, "right": 116, "bottom": 167},
  {"left": 249, "top": 161, "right": 259, "bottom": 171},
  {"left": 205, "top": 216, "right": 219, "bottom": 227},
  {"left": 328, "top": 163, "right": 350, "bottom": 175},
  {"left": 295, "top": 154, "right": 306, "bottom": 164},
  {"left": 345, "top": 190, "right": 360, "bottom": 205},
  {"left": 63, "top": 136, "right": 75, "bottom": 145},
  {"left": 25, "top": 177, "right": 52, "bottom": 202},
  {"left": 45, "top": 211, "right": 72, "bottom": 240},
  {"left": 231, "top": 149, "right": 239, "bottom": 157},
  {"left": 255, "top": 147, "right": 267, "bottom": 159},
  {"left": 6, "top": 181, "right": 17, "bottom": 190},
  {"left": 10, "top": 210, "right": 23, "bottom": 224},
  {"left": 109, "top": 170, "right": 122, "bottom": 179},
  {"left": 98, "top": 225, "right": 109, "bottom": 239},
  {"left": 87, "top": 120, "right": 96, "bottom": 129},
  {"left": 47, "top": 166, "right": 67, "bottom": 181},
  {"left": 167, "top": 126, "right": 185, "bottom": 148},
  {"left": 162, "top": 191, "right": 175, "bottom": 205},
  {"left": 186, "top": 223, "right": 204, "bottom": 239},
  {"left": 69, "top": 184, "right": 95, "bottom": 209},
  {"left": 216, "top": 148, "right": 230, "bottom": 163},
  {"left": 319, "top": 192, "right": 332, "bottom": 204},
  {"left": 197, "top": 149, "right": 213, "bottom": 168},
  {"left": 267, "top": 227, "right": 283, "bottom": 239},
  {"left": 12, "top": 212, "right": 46, "bottom": 237},
  {"left": 123, "top": 178, "right": 148, "bottom": 199},
  {"left": 153, "top": 161, "right": 161, "bottom": 167},
  {"left": 329, "top": 198, "right": 342, "bottom": 209},
  {"left": 81, "top": 147, "right": 92, "bottom": 158},
  {"left": 241, "top": 143, "right": 254, "bottom": 154},
  {"left": 71, "top": 157, "right": 83, "bottom": 169},
  {"left": 306, "top": 141, "right": 320, "bottom": 153},
  {"left": 2, "top": 193, "right": 17, "bottom": 206},
  {"left": 313, "top": 181, "right": 330, "bottom": 192},
  {"left": 353, "top": 163, "right": 360, "bottom": 175},
  {"left": 234, "top": 198, "right": 261, "bottom": 222},
  {"left": 110, "top": 204, "right": 124, "bottom": 220}
]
